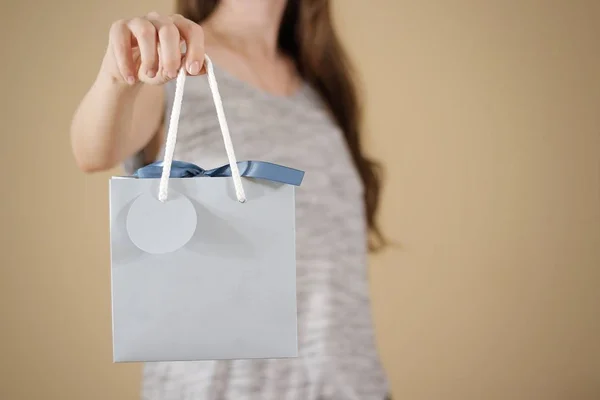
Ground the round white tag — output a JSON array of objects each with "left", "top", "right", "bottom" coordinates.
[{"left": 126, "top": 190, "right": 197, "bottom": 254}]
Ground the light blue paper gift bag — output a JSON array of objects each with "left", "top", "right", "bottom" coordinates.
[{"left": 109, "top": 57, "right": 302, "bottom": 363}]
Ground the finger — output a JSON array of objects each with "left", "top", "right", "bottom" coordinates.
[
  {"left": 171, "top": 14, "right": 205, "bottom": 75},
  {"left": 109, "top": 20, "right": 136, "bottom": 84},
  {"left": 146, "top": 11, "right": 160, "bottom": 19},
  {"left": 127, "top": 18, "right": 158, "bottom": 78},
  {"left": 146, "top": 15, "right": 181, "bottom": 79}
]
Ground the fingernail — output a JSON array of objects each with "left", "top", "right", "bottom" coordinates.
[
  {"left": 188, "top": 61, "right": 200, "bottom": 75},
  {"left": 167, "top": 70, "right": 177, "bottom": 79},
  {"left": 126, "top": 76, "right": 136, "bottom": 85},
  {"left": 146, "top": 69, "right": 156, "bottom": 78}
]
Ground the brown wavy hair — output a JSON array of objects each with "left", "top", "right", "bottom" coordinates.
[{"left": 177, "top": 0, "right": 386, "bottom": 250}]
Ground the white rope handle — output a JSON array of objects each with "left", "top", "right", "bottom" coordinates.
[{"left": 158, "top": 55, "right": 247, "bottom": 203}]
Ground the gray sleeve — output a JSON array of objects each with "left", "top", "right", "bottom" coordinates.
[{"left": 122, "top": 151, "right": 146, "bottom": 175}]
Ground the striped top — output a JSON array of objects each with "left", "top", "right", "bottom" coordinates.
[{"left": 125, "top": 65, "right": 388, "bottom": 400}]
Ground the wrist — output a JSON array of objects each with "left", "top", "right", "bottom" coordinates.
[{"left": 95, "top": 70, "right": 140, "bottom": 93}]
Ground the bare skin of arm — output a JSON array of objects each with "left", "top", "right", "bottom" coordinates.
[
  {"left": 70, "top": 12, "right": 205, "bottom": 172},
  {"left": 70, "top": 75, "right": 164, "bottom": 172}
]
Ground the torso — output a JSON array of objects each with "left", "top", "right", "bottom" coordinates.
[{"left": 127, "top": 64, "right": 388, "bottom": 400}]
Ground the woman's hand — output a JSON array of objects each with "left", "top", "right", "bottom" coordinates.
[{"left": 100, "top": 12, "right": 205, "bottom": 86}]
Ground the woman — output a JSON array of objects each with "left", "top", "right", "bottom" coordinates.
[{"left": 71, "top": 0, "right": 389, "bottom": 398}]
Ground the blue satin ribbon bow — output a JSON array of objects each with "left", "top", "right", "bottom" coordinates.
[{"left": 133, "top": 160, "right": 304, "bottom": 186}]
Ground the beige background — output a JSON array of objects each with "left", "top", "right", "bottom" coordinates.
[{"left": 2, "top": 0, "right": 599, "bottom": 399}]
